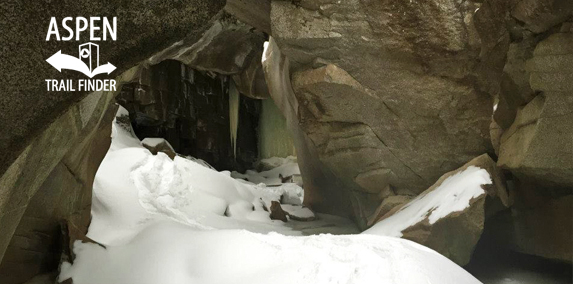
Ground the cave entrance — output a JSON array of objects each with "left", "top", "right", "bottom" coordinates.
[{"left": 116, "top": 59, "right": 264, "bottom": 173}]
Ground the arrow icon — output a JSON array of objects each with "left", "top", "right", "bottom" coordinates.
[
  {"left": 93, "top": 62, "right": 116, "bottom": 75},
  {"left": 46, "top": 50, "right": 116, "bottom": 78}
]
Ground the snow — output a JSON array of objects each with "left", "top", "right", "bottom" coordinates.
[
  {"left": 232, "top": 156, "right": 301, "bottom": 186},
  {"left": 248, "top": 182, "right": 304, "bottom": 207},
  {"left": 59, "top": 107, "right": 484, "bottom": 284},
  {"left": 61, "top": 221, "right": 481, "bottom": 284},
  {"left": 181, "top": 155, "right": 215, "bottom": 170},
  {"left": 108, "top": 110, "right": 141, "bottom": 151},
  {"left": 363, "top": 166, "right": 491, "bottom": 237},
  {"left": 88, "top": 144, "right": 310, "bottom": 243},
  {"left": 279, "top": 183, "right": 304, "bottom": 205},
  {"left": 282, "top": 204, "right": 315, "bottom": 219},
  {"left": 87, "top": 107, "right": 315, "bottom": 244},
  {"left": 259, "top": 156, "right": 298, "bottom": 169}
]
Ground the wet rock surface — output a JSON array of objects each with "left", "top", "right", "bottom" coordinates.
[{"left": 117, "top": 60, "right": 261, "bottom": 172}]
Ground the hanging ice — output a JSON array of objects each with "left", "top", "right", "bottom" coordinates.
[{"left": 229, "top": 79, "right": 240, "bottom": 158}]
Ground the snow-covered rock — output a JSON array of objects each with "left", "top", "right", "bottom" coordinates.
[
  {"left": 141, "top": 137, "right": 176, "bottom": 159},
  {"left": 232, "top": 155, "right": 302, "bottom": 187},
  {"left": 364, "top": 154, "right": 509, "bottom": 265},
  {"left": 282, "top": 204, "right": 316, "bottom": 221}
]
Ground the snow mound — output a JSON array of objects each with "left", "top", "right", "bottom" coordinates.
[
  {"left": 109, "top": 108, "right": 142, "bottom": 151},
  {"left": 363, "top": 166, "right": 491, "bottom": 237},
  {"left": 65, "top": 108, "right": 484, "bottom": 284},
  {"left": 89, "top": 147, "right": 158, "bottom": 244},
  {"left": 61, "top": 221, "right": 482, "bottom": 284},
  {"left": 232, "top": 156, "right": 301, "bottom": 186},
  {"left": 88, "top": 109, "right": 310, "bottom": 244},
  {"left": 259, "top": 156, "right": 297, "bottom": 170},
  {"left": 248, "top": 182, "right": 304, "bottom": 207},
  {"left": 181, "top": 155, "right": 215, "bottom": 169},
  {"left": 89, "top": 145, "right": 311, "bottom": 244}
]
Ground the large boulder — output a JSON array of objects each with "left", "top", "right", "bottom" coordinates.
[
  {"left": 498, "top": 31, "right": 573, "bottom": 188},
  {"left": 364, "top": 154, "right": 510, "bottom": 265},
  {"left": 263, "top": 39, "right": 359, "bottom": 224},
  {"left": 498, "top": 94, "right": 573, "bottom": 187},
  {"left": 512, "top": 0, "right": 573, "bottom": 33},
  {"left": 0, "top": 89, "right": 118, "bottom": 284},
  {"left": 368, "top": 195, "right": 413, "bottom": 227},
  {"left": 147, "top": 14, "right": 266, "bottom": 77},
  {"left": 263, "top": 0, "right": 509, "bottom": 228},
  {"left": 493, "top": 33, "right": 539, "bottom": 130},
  {"left": 145, "top": 13, "right": 269, "bottom": 100},
  {"left": 224, "top": 0, "right": 271, "bottom": 35},
  {"left": 497, "top": 27, "right": 573, "bottom": 262},
  {"left": 508, "top": 181, "right": 573, "bottom": 262}
]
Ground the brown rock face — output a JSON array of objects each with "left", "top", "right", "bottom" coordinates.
[
  {"left": 224, "top": 0, "right": 271, "bottom": 35},
  {"left": 512, "top": 0, "right": 573, "bottom": 33},
  {"left": 142, "top": 138, "right": 177, "bottom": 160},
  {"left": 269, "top": 201, "right": 288, "bottom": 222},
  {"left": 263, "top": 0, "right": 502, "bottom": 228},
  {"left": 145, "top": 12, "right": 269, "bottom": 100},
  {"left": 494, "top": 34, "right": 539, "bottom": 130},
  {"left": 368, "top": 195, "right": 413, "bottom": 227},
  {"left": 263, "top": 39, "right": 358, "bottom": 223},
  {"left": 148, "top": 14, "right": 266, "bottom": 76},
  {"left": 0, "top": 91, "right": 117, "bottom": 284},
  {"left": 232, "top": 54, "right": 271, "bottom": 100},
  {"left": 498, "top": 30, "right": 573, "bottom": 189},
  {"left": 0, "top": 0, "right": 225, "bottom": 270},
  {"left": 498, "top": 94, "right": 573, "bottom": 188},
  {"left": 0, "top": 0, "right": 226, "bottom": 179},
  {"left": 509, "top": 182, "right": 573, "bottom": 263},
  {"left": 496, "top": 27, "right": 573, "bottom": 262}
]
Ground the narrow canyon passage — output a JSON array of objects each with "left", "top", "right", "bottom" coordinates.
[{"left": 0, "top": 1, "right": 572, "bottom": 284}]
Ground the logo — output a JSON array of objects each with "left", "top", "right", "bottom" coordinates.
[
  {"left": 46, "top": 43, "right": 116, "bottom": 78},
  {"left": 44, "top": 17, "right": 118, "bottom": 92}
]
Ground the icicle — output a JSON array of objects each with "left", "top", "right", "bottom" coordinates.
[{"left": 229, "top": 79, "right": 240, "bottom": 159}]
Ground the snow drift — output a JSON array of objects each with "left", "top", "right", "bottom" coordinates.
[{"left": 59, "top": 107, "right": 483, "bottom": 284}]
